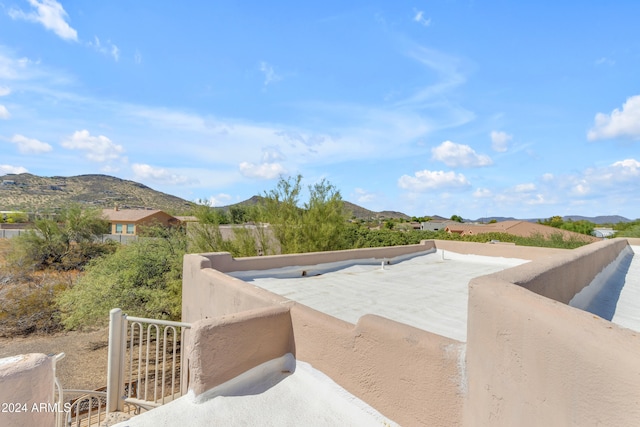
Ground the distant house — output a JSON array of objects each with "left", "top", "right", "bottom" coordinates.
[
  {"left": 101, "top": 208, "right": 180, "bottom": 235},
  {"left": 421, "top": 219, "right": 457, "bottom": 232},
  {"left": 592, "top": 228, "right": 616, "bottom": 238},
  {"left": 444, "top": 220, "right": 599, "bottom": 243}
]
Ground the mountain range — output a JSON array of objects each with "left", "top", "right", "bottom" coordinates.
[{"left": 0, "top": 173, "right": 632, "bottom": 224}]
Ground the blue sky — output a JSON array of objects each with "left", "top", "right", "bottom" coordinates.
[{"left": 1, "top": 1, "right": 639, "bottom": 219}]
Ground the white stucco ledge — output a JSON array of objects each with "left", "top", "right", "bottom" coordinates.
[{"left": 115, "top": 353, "right": 400, "bottom": 427}]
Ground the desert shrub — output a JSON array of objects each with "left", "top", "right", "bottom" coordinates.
[
  {"left": 8, "top": 205, "right": 114, "bottom": 271},
  {"left": 615, "top": 221, "right": 640, "bottom": 238},
  {"left": 56, "top": 227, "right": 185, "bottom": 329},
  {"left": 0, "top": 281, "right": 69, "bottom": 336}
]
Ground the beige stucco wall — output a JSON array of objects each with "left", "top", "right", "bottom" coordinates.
[
  {"left": 186, "top": 305, "right": 294, "bottom": 396},
  {"left": 184, "top": 301, "right": 464, "bottom": 427},
  {"left": 0, "top": 353, "right": 56, "bottom": 427},
  {"left": 464, "top": 238, "right": 640, "bottom": 426},
  {"left": 201, "top": 240, "right": 437, "bottom": 273},
  {"left": 487, "top": 238, "right": 628, "bottom": 303},
  {"left": 289, "top": 303, "right": 464, "bottom": 427},
  {"left": 182, "top": 254, "right": 289, "bottom": 323}
]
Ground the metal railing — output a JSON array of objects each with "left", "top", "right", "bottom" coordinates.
[{"left": 106, "top": 308, "right": 191, "bottom": 416}]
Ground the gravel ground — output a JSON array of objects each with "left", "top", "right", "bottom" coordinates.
[{"left": 0, "top": 328, "right": 109, "bottom": 391}]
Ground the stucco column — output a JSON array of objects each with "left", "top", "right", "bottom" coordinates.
[{"left": 0, "top": 353, "right": 56, "bottom": 427}]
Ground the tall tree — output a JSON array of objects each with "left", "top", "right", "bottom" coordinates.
[{"left": 258, "top": 175, "right": 349, "bottom": 254}]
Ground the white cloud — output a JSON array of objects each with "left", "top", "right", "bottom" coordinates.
[
  {"left": 0, "top": 51, "right": 41, "bottom": 80},
  {"left": 87, "top": 37, "right": 120, "bottom": 61},
  {"left": 61, "top": 130, "right": 125, "bottom": 162},
  {"left": 587, "top": 95, "right": 640, "bottom": 140},
  {"left": 595, "top": 57, "right": 615, "bottom": 66},
  {"left": 8, "top": 0, "right": 78, "bottom": 41},
  {"left": 239, "top": 161, "right": 286, "bottom": 180},
  {"left": 413, "top": 10, "right": 431, "bottom": 26},
  {"left": 541, "top": 173, "right": 554, "bottom": 182},
  {"left": 134, "top": 50, "right": 142, "bottom": 64},
  {"left": 493, "top": 190, "right": 551, "bottom": 208},
  {"left": 514, "top": 183, "right": 536, "bottom": 192},
  {"left": 260, "top": 146, "right": 286, "bottom": 163},
  {"left": 399, "top": 46, "right": 468, "bottom": 108},
  {"left": 572, "top": 181, "right": 590, "bottom": 196},
  {"left": 431, "top": 140, "right": 493, "bottom": 168},
  {"left": 205, "top": 193, "right": 232, "bottom": 207},
  {"left": 490, "top": 131, "right": 512, "bottom": 152},
  {"left": 0, "top": 164, "right": 28, "bottom": 174},
  {"left": 398, "top": 170, "right": 470, "bottom": 192},
  {"left": 473, "top": 188, "right": 492, "bottom": 198},
  {"left": 10, "top": 134, "right": 53, "bottom": 154},
  {"left": 611, "top": 158, "right": 640, "bottom": 178},
  {"left": 577, "top": 158, "right": 640, "bottom": 189},
  {"left": 353, "top": 188, "right": 376, "bottom": 204},
  {"left": 0, "top": 105, "right": 9, "bottom": 119},
  {"left": 131, "top": 163, "right": 189, "bottom": 185},
  {"left": 111, "top": 44, "right": 120, "bottom": 62},
  {"left": 0, "top": 86, "right": 10, "bottom": 96},
  {"left": 259, "top": 61, "right": 282, "bottom": 86}
]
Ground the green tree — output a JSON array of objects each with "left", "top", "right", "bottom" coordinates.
[
  {"left": 57, "top": 226, "right": 185, "bottom": 329},
  {"left": 257, "top": 175, "right": 349, "bottom": 254},
  {"left": 450, "top": 214, "right": 463, "bottom": 223},
  {"left": 540, "top": 215, "right": 564, "bottom": 228},
  {"left": 229, "top": 206, "right": 249, "bottom": 224},
  {"left": 188, "top": 202, "right": 263, "bottom": 257},
  {"left": 560, "top": 219, "right": 595, "bottom": 236}
]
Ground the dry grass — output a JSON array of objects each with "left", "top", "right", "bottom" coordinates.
[
  {"left": 0, "top": 238, "right": 108, "bottom": 390},
  {"left": 0, "top": 327, "right": 109, "bottom": 390}
]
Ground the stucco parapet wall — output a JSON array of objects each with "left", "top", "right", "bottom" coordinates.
[
  {"left": 465, "top": 274, "right": 640, "bottom": 426},
  {"left": 187, "top": 305, "right": 294, "bottom": 397},
  {"left": 197, "top": 240, "right": 437, "bottom": 273},
  {"left": 432, "top": 239, "right": 570, "bottom": 260},
  {"left": 626, "top": 237, "right": 640, "bottom": 245},
  {"left": 0, "top": 353, "right": 56, "bottom": 427},
  {"left": 289, "top": 303, "right": 464, "bottom": 427},
  {"left": 182, "top": 254, "right": 291, "bottom": 323},
  {"left": 477, "top": 237, "right": 629, "bottom": 303}
]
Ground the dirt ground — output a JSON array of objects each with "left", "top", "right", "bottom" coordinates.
[
  {"left": 0, "top": 328, "right": 109, "bottom": 391},
  {"left": 0, "top": 238, "right": 109, "bottom": 391}
]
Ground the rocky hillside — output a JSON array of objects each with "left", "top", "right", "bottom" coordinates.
[{"left": 0, "top": 173, "right": 195, "bottom": 214}]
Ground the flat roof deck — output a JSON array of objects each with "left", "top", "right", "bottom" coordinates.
[
  {"left": 117, "top": 354, "right": 399, "bottom": 427},
  {"left": 230, "top": 249, "right": 529, "bottom": 342}
]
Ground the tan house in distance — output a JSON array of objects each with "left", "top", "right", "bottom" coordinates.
[{"left": 101, "top": 208, "right": 179, "bottom": 235}]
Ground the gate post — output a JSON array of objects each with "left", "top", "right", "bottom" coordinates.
[{"left": 106, "top": 308, "right": 125, "bottom": 414}]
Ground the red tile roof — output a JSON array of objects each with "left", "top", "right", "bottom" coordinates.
[{"left": 445, "top": 220, "right": 598, "bottom": 242}]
